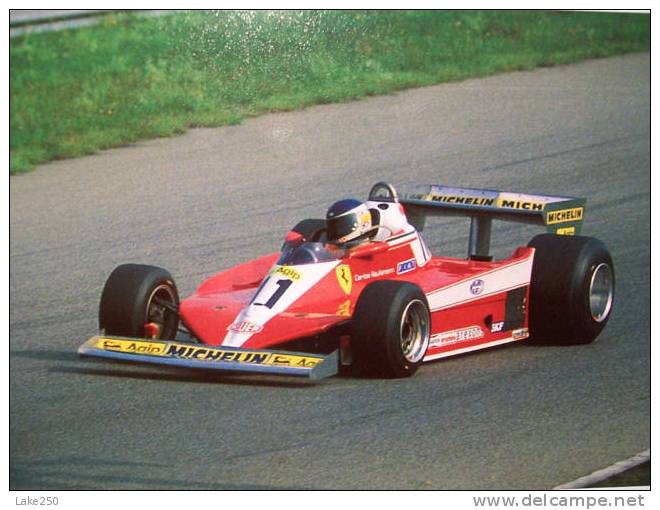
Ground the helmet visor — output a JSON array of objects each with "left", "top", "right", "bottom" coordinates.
[{"left": 327, "top": 212, "right": 359, "bottom": 243}]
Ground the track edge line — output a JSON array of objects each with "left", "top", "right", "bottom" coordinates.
[{"left": 553, "top": 449, "right": 650, "bottom": 490}]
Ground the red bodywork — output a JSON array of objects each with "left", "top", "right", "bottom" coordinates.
[{"left": 178, "top": 230, "right": 534, "bottom": 362}]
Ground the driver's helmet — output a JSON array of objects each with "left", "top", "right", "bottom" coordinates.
[{"left": 326, "top": 198, "right": 374, "bottom": 246}]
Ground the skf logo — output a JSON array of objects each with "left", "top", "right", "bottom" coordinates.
[
  {"left": 470, "top": 279, "right": 485, "bottom": 295},
  {"left": 397, "top": 258, "right": 417, "bottom": 275},
  {"left": 227, "top": 320, "right": 263, "bottom": 333},
  {"left": 336, "top": 264, "right": 352, "bottom": 295},
  {"left": 491, "top": 321, "right": 504, "bottom": 333}
]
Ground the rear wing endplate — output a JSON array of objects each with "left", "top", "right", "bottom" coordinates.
[
  {"left": 79, "top": 336, "right": 338, "bottom": 380},
  {"left": 369, "top": 183, "right": 586, "bottom": 259}
]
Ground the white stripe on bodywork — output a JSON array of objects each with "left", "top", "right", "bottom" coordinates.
[
  {"left": 423, "top": 335, "right": 525, "bottom": 361},
  {"left": 222, "top": 260, "right": 339, "bottom": 347},
  {"left": 409, "top": 234, "right": 431, "bottom": 267},
  {"left": 427, "top": 255, "right": 533, "bottom": 311},
  {"left": 386, "top": 229, "right": 417, "bottom": 246},
  {"left": 387, "top": 229, "right": 431, "bottom": 268}
]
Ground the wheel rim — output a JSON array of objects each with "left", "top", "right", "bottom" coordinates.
[
  {"left": 399, "top": 299, "right": 430, "bottom": 363},
  {"left": 145, "top": 284, "right": 177, "bottom": 338},
  {"left": 589, "top": 263, "right": 613, "bottom": 323}
]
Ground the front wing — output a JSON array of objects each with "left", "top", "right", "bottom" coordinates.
[{"left": 78, "top": 336, "right": 338, "bottom": 380}]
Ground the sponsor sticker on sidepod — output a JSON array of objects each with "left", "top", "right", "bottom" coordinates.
[
  {"left": 397, "top": 258, "right": 417, "bottom": 275},
  {"left": 470, "top": 279, "right": 485, "bottom": 295},
  {"left": 354, "top": 268, "right": 395, "bottom": 282},
  {"left": 430, "top": 326, "right": 484, "bottom": 347}
]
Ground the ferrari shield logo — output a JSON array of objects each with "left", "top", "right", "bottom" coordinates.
[{"left": 336, "top": 264, "right": 352, "bottom": 295}]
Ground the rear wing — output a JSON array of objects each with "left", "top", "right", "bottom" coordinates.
[{"left": 368, "top": 183, "right": 586, "bottom": 259}]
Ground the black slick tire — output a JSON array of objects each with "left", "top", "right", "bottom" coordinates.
[
  {"left": 528, "top": 234, "right": 614, "bottom": 345},
  {"left": 352, "top": 280, "right": 430, "bottom": 378},
  {"left": 99, "top": 264, "right": 180, "bottom": 340}
]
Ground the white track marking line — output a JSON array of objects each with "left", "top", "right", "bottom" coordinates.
[{"left": 553, "top": 449, "right": 650, "bottom": 489}]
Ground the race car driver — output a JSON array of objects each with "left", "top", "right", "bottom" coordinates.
[
  {"left": 326, "top": 197, "right": 415, "bottom": 247},
  {"left": 326, "top": 199, "right": 376, "bottom": 247}
]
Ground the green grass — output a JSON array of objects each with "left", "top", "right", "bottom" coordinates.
[{"left": 10, "top": 10, "right": 650, "bottom": 173}]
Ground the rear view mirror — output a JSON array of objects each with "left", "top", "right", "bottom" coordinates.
[{"left": 284, "top": 230, "right": 304, "bottom": 247}]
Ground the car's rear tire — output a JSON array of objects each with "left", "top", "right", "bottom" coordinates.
[
  {"left": 99, "top": 264, "right": 179, "bottom": 340},
  {"left": 528, "top": 234, "right": 614, "bottom": 345},
  {"left": 351, "top": 280, "right": 430, "bottom": 377}
]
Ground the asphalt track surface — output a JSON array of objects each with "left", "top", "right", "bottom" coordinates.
[{"left": 10, "top": 53, "right": 650, "bottom": 490}]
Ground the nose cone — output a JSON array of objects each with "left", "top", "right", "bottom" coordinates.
[
  {"left": 222, "top": 304, "right": 271, "bottom": 347},
  {"left": 221, "top": 261, "right": 340, "bottom": 348}
]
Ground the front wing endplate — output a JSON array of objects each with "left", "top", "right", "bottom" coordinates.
[{"left": 78, "top": 336, "right": 338, "bottom": 380}]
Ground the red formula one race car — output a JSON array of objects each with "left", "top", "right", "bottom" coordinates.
[{"left": 79, "top": 182, "right": 615, "bottom": 379}]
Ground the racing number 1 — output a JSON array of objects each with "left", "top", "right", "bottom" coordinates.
[{"left": 253, "top": 278, "right": 292, "bottom": 308}]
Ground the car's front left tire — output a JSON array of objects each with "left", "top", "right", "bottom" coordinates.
[
  {"left": 99, "top": 264, "right": 179, "bottom": 340},
  {"left": 351, "top": 280, "right": 430, "bottom": 377}
]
